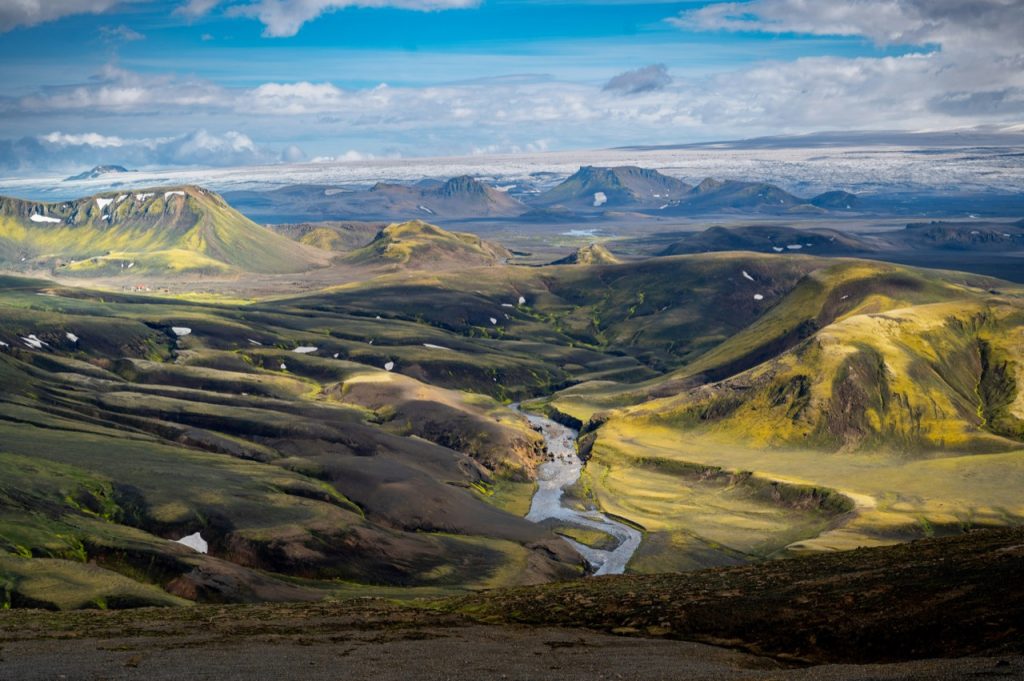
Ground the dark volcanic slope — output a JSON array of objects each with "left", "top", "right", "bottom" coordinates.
[
  {"left": 534, "top": 165, "right": 691, "bottom": 210},
  {"left": 464, "top": 528, "right": 1024, "bottom": 665},
  {"left": 0, "top": 529, "right": 1019, "bottom": 680}
]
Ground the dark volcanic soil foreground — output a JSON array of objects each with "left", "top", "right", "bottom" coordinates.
[
  {"left": 1, "top": 529, "right": 1022, "bottom": 680},
  {"left": 465, "top": 527, "right": 1024, "bottom": 665}
]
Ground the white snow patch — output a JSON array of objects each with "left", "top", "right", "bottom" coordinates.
[
  {"left": 418, "top": 204, "right": 434, "bottom": 215},
  {"left": 95, "top": 197, "right": 113, "bottom": 210},
  {"left": 332, "top": 352, "right": 339, "bottom": 358},
  {"left": 293, "top": 346, "right": 318, "bottom": 354},
  {"left": 0, "top": 341, "right": 7, "bottom": 347},
  {"left": 753, "top": 294, "right": 765, "bottom": 301},
  {"left": 171, "top": 327, "right": 192, "bottom": 337},
  {"left": 658, "top": 203, "right": 669, "bottom": 210},
  {"left": 489, "top": 317, "right": 498, "bottom": 325},
  {"left": 518, "top": 296, "right": 526, "bottom": 305},
  {"left": 772, "top": 246, "right": 785, "bottom": 252},
  {"left": 248, "top": 339, "right": 262, "bottom": 346},
  {"left": 65, "top": 332, "right": 79, "bottom": 343},
  {"left": 164, "top": 190, "right": 186, "bottom": 199},
  {"left": 592, "top": 192, "right": 607, "bottom": 207},
  {"left": 423, "top": 343, "right": 451, "bottom": 350},
  {"left": 175, "top": 532, "right": 208, "bottom": 554},
  {"left": 30, "top": 214, "right": 61, "bottom": 224},
  {"left": 127, "top": 261, "right": 135, "bottom": 268},
  {"left": 280, "top": 362, "right": 287, "bottom": 371},
  {"left": 384, "top": 361, "right": 395, "bottom": 372},
  {"left": 116, "top": 194, "right": 128, "bottom": 203},
  {"left": 101, "top": 214, "right": 110, "bottom": 221},
  {"left": 786, "top": 244, "right": 803, "bottom": 250},
  {"left": 21, "top": 334, "right": 47, "bottom": 349},
  {"left": 742, "top": 270, "right": 755, "bottom": 281},
  {"left": 501, "top": 303, "right": 515, "bottom": 308},
  {"left": 135, "top": 193, "right": 154, "bottom": 201}
]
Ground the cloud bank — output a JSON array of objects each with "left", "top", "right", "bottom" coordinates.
[
  {"left": 0, "top": 0, "right": 124, "bottom": 32},
  {"left": 181, "top": 0, "right": 479, "bottom": 37},
  {"left": 0, "top": 129, "right": 294, "bottom": 173},
  {"left": 1, "top": 0, "right": 1021, "bottom": 168}
]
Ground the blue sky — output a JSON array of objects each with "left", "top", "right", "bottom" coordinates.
[{"left": 0, "top": 0, "right": 1021, "bottom": 172}]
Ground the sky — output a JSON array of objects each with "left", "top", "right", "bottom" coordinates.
[{"left": 0, "top": 0, "right": 1022, "bottom": 173}]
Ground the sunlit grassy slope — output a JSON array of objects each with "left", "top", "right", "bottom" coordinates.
[
  {"left": 0, "top": 186, "right": 327, "bottom": 275},
  {"left": 345, "top": 219, "right": 511, "bottom": 268},
  {"left": 0, "top": 233, "right": 1021, "bottom": 606},
  {"left": 544, "top": 260, "right": 1024, "bottom": 570}
]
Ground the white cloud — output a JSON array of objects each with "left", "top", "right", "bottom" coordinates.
[
  {"left": 177, "top": 0, "right": 224, "bottom": 16},
  {"left": 673, "top": 0, "right": 1024, "bottom": 53},
  {"left": 182, "top": 0, "right": 480, "bottom": 37},
  {"left": 99, "top": 24, "right": 145, "bottom": 42},
  {"left": 0, "top": 129, "right": 283, "bottom": 172},
  {"left": 40, "top": 131, "right": 129, "bottom": 148},
  {"left": 311, "top": 150, "right": 382, "bottom": 162},
  {"left": 4, "top": 20, "right": 1023, "bottom": 166},
  {"left": 0, "top": 0, "right": 131, "bottom": 32}
]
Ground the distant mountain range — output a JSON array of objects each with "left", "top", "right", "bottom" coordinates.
[
  {"left": 226, "top": 175, "right": 525, "bottom": 223},
  {"left": 532, "top": 167, "right": 861, "bottom": 216},
  {"left": 6, "top": 183, "right": 1021, "bottom": 282},
  {"left": 224, "top": 166, "right": 866, "bottom": 223},
  {"left": 64, "top": 165, "right": 133, "bottom": 182}
]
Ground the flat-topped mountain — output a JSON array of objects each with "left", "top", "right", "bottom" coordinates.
[{"left": 0, "top": 186, "right": 327, "bottom": 275}]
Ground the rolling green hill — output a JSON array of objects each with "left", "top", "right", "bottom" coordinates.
[
  {"left": 0, "top": 239, "right": 1022, "bottom": 608},
  {"left": 551, "top": 243, "right": 621, "bottom": 265},
  {"left": 539, "top": 259, "right": 1024, "bottom": 570},
  {"left": 345, "top": 220, "right": 510, "bottom": 268},
  {"left": 0, "top": 186, "right": 328, "bottom": 276}
]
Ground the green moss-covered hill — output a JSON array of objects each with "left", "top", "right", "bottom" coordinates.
[
  {"left": 0, "top": 186, "right": 328, "bottom": 276},
  {"left": 345, "top": 220, "right": 510, "bottom": 268}
]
